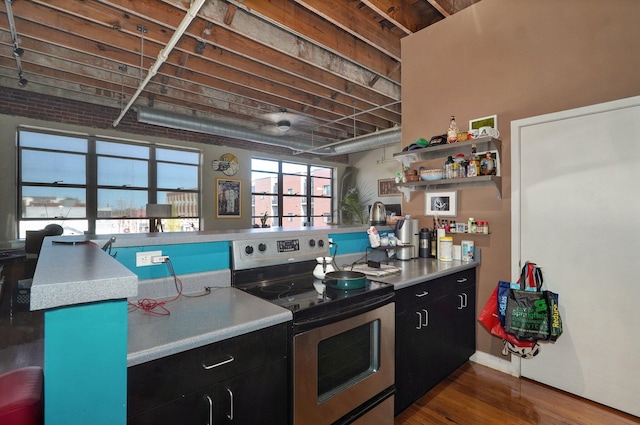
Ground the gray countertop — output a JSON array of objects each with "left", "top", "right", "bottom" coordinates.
[
  {"left": 127, "top": 255, "right": 480, "bottom": 366},
  {"left": 127, "top": 286, "right": 292, "bottom": 366},
  {"left": 368, "top": 256, "right": 480, "bottom": 289},
  {"left": 31, "top": 237, "right": 138, "bottom": 310}
]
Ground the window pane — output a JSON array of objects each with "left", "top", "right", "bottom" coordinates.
[
  {"left": 312, "top": 177, "right": 332, "bottom": 196},
  {"left": 252, "top": 172, "right": 277, "bottom": 194},
  {"left": 157, "top": 163, "right": 198, "bottom": 190},
  {"left": 282, "top": 162, "right": 307, "bottom": 175},
  {"left": 22, "top": 150, "right": 86, "bottom": 184},
  {"left": 311, "top": 166, "right": 332, "bottom": 177},
  {"left": 252, "top": 194, "right": 277, "bottom": 219},
  {"left": 97, "top": 189, "right": 147, "bottom": 217},
  {"left": 21, "top": 186, "right": 86, "bottom": 218},
  {"left": 96, "top": 141, "right": 148, "bottom": 159},
  {"left": 19, "top": 220, "right": 88, "bottom": 238},
  {"left": 96, "top": 219, "right": 150, "bottom": 235},
  {"left": 157, "top": 148, "right": 199, "bottom": 164},
  {"left": 284, "top": 174, "right": 306, "bottom": 195},
  {"left": 159, "top": 191, "right": 199, "bottom": 217},
  {"left": 98, "top": 157, "right": 148, "bottom": 187},
  {"left": 20, "top": 132, "right": 87, "bottom": 152},
  {"left": 252, "top": 158, "right": 278, "bottom": 172},
  {"left": 311, "top": 197, "right": 332, "bottom": 221}
]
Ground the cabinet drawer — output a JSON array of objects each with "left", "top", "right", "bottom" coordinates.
[
  {"left": 128, "top": 322, "right": 288, "bottom": 416},
  {"left": 395, "top": 268, "right": 476, "bottom": 312}
]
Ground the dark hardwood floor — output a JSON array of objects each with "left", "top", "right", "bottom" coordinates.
[{"left": 395, "top": 362, "right": 640, "bottom": 425}]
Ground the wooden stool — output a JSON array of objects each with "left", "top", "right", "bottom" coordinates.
[{"left": 0, "top": 366, "right": 43, "bottom": 425}]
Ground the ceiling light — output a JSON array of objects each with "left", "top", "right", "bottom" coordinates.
[
  {"left": 13, "top": 47, "right": 24, "bottom": 57},
  {"left": 276, "top": 120, "right": 291, "bottom": 132}
]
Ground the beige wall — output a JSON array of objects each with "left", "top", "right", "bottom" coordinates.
[{"left": 401, "top": 0, "right": 640, "bottom": 357}]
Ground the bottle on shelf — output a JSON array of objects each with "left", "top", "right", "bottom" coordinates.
[
  {"left": 468, "top": 144, "right": 479, "bottom": 177},
  {"left": 444, "top": 155, "right": 454, "bottom": 179},
  {"left": 467, "top": 217, "right": 474, "bottom": 234},
  {"left": 454, "top": 153, "right": 466, "bottom": 178},
  {"left": 447, "top": 116, "right": 459, "bottom": 143}
]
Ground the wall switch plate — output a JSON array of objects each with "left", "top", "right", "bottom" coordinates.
[{"left": 136, "top": 250, "right": 162, "bottom": 267}]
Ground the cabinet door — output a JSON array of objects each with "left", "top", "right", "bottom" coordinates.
[
  {"left": 394, "top": 295, "right": 447, "bottom": 415},
  {"left": 128, "top": 358, "right": 288, "bottom": 425},
  {"left": 442, "top": 283, "right": 476, "bottom": 374}
]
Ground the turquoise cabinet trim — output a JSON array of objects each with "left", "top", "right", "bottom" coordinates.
[
  {"left": 44, "top": 300, "right": 127, "bottom": 425},
  {"left": 114, "top": 242, "right": 229, "bottom": 279},
  {"left": 328, "top": 232, "right": 369, "bottom": 255}
]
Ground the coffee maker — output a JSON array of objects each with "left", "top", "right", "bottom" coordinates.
[{"left": 395, "top": 218, "right": 420, "bottom": 259}]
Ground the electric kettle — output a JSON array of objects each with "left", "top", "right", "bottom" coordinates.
[{"left": 369, "top": 201, "right": 387, "bottom": 226}]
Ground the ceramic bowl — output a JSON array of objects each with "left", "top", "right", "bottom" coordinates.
[{"left": 420, "top": 169, "right": 444, "bottom": 181}]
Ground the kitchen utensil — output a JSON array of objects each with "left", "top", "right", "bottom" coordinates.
[
  {"left": 323, "top": 270, "right": 367, "bottom": 290},
  {"left": 369, "top": 201, "right": 387, "bottom": 226},
  {"left": 313, "top": 256, "right": 335, "bottom": 279}
]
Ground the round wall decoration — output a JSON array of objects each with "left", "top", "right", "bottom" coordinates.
[{"left": 211, "top": 153, "right": 239, "bottom": 176}]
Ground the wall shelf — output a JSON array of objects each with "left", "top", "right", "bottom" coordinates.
[{"left": 393, "top": 137, "right": 502, "bottom": 200}]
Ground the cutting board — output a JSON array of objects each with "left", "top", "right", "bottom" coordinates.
[{"left": 350, "top": 264, "right": 401, "bottom": 277}]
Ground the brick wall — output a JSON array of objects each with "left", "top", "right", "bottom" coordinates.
[{"left": 0, "top": 86, "right": 348, "bottom": 164}]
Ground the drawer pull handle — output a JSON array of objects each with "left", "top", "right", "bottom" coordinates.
[
  {"left": 205, "top": 395, "right": 213, "bottom": 425},
  {"left": 457, "top": 277, "right": 468, "bottom": 283},
  {"left": 203, "top": 355, "right": 235, "bottom": 370},
  {"left": 227, "top": 388, "right": 234, "bottom": 420},
  {"left": 415, "top": 291, "right": 429, "bottom": 298}
]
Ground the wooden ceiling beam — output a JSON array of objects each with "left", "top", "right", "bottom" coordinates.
[
  {"left": 12, "top": 1, "right": 399, "bottom": 128},
  {"left": 359, "top": 0, "right": 422, "bottom": 34}
]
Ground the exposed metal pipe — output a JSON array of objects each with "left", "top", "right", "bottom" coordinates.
[
  {"left": 112, "top": 0, "right": 207, "bottom": 128},
  {"left": 4, "top": 0, "right": 28, "bottom": 87},
  {"left": 136, "top": 107, "right": 336, "bottom": 154},
  {"left": 136, "top": 107, "right": 402, "bottom": 156}
]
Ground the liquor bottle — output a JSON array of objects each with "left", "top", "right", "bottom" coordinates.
[
  {"left": 447, "top": 115, "right": 459, "bottom": 143},
  {"left": 444, "top": 155, "right": 454, "bottom": 179}
]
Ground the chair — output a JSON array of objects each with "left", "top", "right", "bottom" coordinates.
[{"left": 0, "top": 366, "right": 43, "bottom": 425}]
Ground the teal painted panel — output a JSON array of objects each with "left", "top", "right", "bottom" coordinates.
[
  {"left": 328, "top": 232, "right": 369, "bottom": 255},
  {"left": 44, "top": 300, "right": 127, "bottom": 425},
  {"left": 114, "top": 241, "right": 230, "bottom": 279}
]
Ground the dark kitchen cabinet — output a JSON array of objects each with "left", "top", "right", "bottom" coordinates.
[
  {"left": 394, "top": 268, "right": 476, "bottom": 415},
  {"left": 128, "top": 323, "right": 288, "bottom": 425}
]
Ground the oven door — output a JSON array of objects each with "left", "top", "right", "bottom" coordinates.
[{"left": 293, "top": 301, "right": 395, "bottom": 425}]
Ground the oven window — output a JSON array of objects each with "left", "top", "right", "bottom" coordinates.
[{"left": 317, "top": 320, "right": 380, "bottom": 402}]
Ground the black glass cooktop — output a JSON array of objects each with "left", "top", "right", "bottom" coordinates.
[{"left": 232, "top": 260, "right": 393, "bottom": 319}]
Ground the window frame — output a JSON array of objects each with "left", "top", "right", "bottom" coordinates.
[
  {"left": 251, "top": 158, "right": 334, "bottom": 227},
  {"left": 17, "top": 128, "right": 201, "bottom": 236}
]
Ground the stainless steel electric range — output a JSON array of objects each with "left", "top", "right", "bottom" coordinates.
[{"left": 231, "top": 234, "right": 395, "bottom": 425}]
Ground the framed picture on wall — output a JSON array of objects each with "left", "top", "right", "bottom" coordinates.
[
  {"left": 425, "top": 190, "right": 457, "bottom": 217},
  {"left": 216, "top": 178, "right": 241, "bottom": 218},
  {"left": 378, "top": 178, "right": 400, "bottom": 197}
]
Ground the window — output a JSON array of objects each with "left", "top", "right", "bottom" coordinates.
[
  {"left": 18, "top": 129, "right": 200, "bottom": 236},
  {"left": 251, "top": 158, "right": 333, "bottom": 228}
]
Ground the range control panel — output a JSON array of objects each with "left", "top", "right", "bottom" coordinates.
[{"left": 231, "top": 235, "right": 330, "bottom": 270}]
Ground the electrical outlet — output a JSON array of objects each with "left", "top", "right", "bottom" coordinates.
[{"left": 136, "top": 250, "right": 162, "bottom": 267}]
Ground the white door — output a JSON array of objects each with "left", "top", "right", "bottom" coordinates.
[{"left": 511, "top": 96, "right": 640, "bottom": 417}]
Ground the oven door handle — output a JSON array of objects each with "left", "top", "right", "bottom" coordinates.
[{"left": 293, "top": 292, "right": 395, "bottom": 332}]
